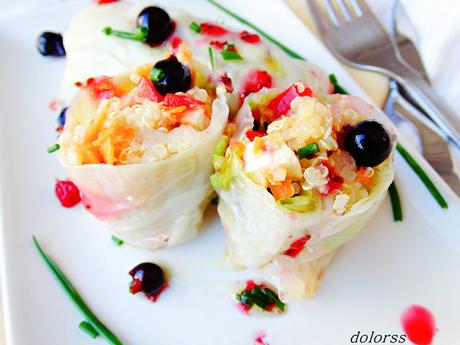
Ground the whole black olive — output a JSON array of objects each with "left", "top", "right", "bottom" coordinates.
[
  {"left": 129, "top": 262, "right": 164, "bottom": 296},
  {"left": 137, "top": 6, "right": 174, "bottom": 45},
  {"left": 344, "top": 120, "right": 392, "bottom": 167},
  {"left": 151, "top": 56, "right": 191, "bottom": 95},
  {"left": 36, "top": 32, "right": 66, "bottom": 57}
]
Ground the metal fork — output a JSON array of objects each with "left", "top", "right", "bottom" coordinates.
[{"left": 306, "top": 0, "right": 460, "bottom": 148}]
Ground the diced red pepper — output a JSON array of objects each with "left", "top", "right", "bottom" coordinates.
[
  {"left": 200, "top": 23, "right": 228, "bottom": 36},
  {"left": 170, "top": 36, "right": 183, "bottom": 49},
  {"left": 246, "top": 130, "right": 265, "bottom": 141},
  {"left": 210, "top": 40, "right": 227, "bottom": 50},
  {"left": 241, "top": 69, "right": 272, "bottom": 98},
  {"left": 86, "top": 76, "right": 121, "bottom": 100},
  {"left": 283, "top": 235, "right": 311, "bottom": 257},
  {"left": 245, "top": 280, "right": 257, "bottom": 291},
  {"left": 266, "top": 82, "right": 313, "bottom": 121},
  {"left": 321, "top": 161, "right": 344, "bottom": 195},
  {"left": 55, "top": 180, "right": 81, "bottom": 208},
  {"left": 136, "top": 77, "right": 163, "bottom": 102},
  {"left": 163, "top": 93, "right": 204, "bottom": 108},
  {"left": 95, "top": 0, "right": 119, "bottom": 4},
  {"left": 240, "top": 31, "right": 261, "bottom": 44},
  {"left": 220, "top": 73, "right": 234, "bottom": 93}
]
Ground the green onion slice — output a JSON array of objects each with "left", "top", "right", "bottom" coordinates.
[
  {"left": 388, "top": 181, "right": 403, "bottom": 221},
  {"left": 207, "top": 0, "right": 303, "bottom": 60},
  {"left": 102, "top": 26, "right": 148, "bottom": 43},
  {"left": 221, "top": 50, "right": 243, "bottom": 61},
  {"left": 47, "top": 143, "right": 60, "bottom": 153},
  {"left": 189, "top": 22, "right": 201, "bottom": 33},
  {"left": 329, "top": 74, "right": 349, "bottom": 94},
  {"left": 111, "top": 236, "right": 124, "bottom": 246},
  {"left": 396, "top": 143, "right": 448, "bottom": 208},
  {"left": 79, "top": 321, "right": 99, "bottom": 339},
  {"left": 150, "top": 67, "right": 165, "bottom": 83},
  {"left": 33, "top": 236, "right": 123, "bottom": 345},
  {"left": 208, "top": 46, "right": 215, "bottom": 70},
  {"left": 298, "top": 143, "right": 320, "bottom": 158},
  {"left": 236, "top": 285, "right": 286, "bottom": 312}
]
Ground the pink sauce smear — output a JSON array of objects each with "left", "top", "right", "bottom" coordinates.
[
  {"left": 401, "top": 305, "right": 436, "bottom": 345},
  {"left": 254, "top": 331, "right": 269, "bottom": 345}
]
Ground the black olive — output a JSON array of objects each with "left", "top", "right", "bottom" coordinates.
[
  {"left": 58, "top": 107, "right": 68, "bottom": 127},
  {"left": 129, "top": 262, "right": 164, "bottom": 296},
  {"left": 36, "top": 32, "right": 66, "bottom": 57},
  {"left": 137, "top": 6, "right": 174, "bottom": 45},
  {"left": 151, "top": 56, "right": 191, "bottom": 95},
  {"left": 344, "top": 120, "right": 392, "bottom": 167}
]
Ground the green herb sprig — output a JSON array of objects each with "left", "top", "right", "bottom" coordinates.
[
  {"left": 190, "top": 22, "right": 201, "bottom": 33},
  {"left": 388, "top": 181, "right": 403, "bottom": 221},
  {"left": 79, "top": 321, "right": 99, "bottom": 339},
  {"left": 102, "top": 26, "right": 148, "bottom": 43},
  {"left": 236, "top": 285, "right": 285, "bottom": 312},
  {"left": 33, "top": 236, "right": 123, "bottom": 345},
  {"left": 111, "top": 236, "right": 124, "bottom": 246},
  {"left": 329, "top": 74, "right": 349, "bottom": 94},
  {"left": 47, "top": 144, "right": 60, "bottom": 153},
  {"left": 208, "top": 47, "right": 215, "bottom": 69}
]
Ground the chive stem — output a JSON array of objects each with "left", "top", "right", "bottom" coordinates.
[
  {"left": 396, "top": 143, "right": 448, "bottom": 208},
  {"left": 208, "top": 46, "right": 215, "bottom": 70},
  {"left": 47, "top": 143, "right": 60, "bottom": 153},
  {"left": 102, "top": 26, "right": 147, "bottom": 43},
  {"left": 150, "top": 67, "right": 165, "bottom": 83},
  {"left": 298, "top": 143, "right": 320, "bottom": 158},
  {"left": 329, "top": 74, "right": 349, "bottom": 94},
  {"left": 79, "top": 321, "right": 99, "bottom": 339},
  {"left": 111, "top": 236, "right": 124, "bottom": 246},
  {"left": 189, "top": 22, "right": 201, "bottom": 33},
  {"left": 207, "top": 0, "right": 304, "bottom": 60},
  {"left": 32, "top": 236, "right": 123, "bottom": 345},
  {"left": 388, "top": 181, "right": 403, "bottom": 221}
]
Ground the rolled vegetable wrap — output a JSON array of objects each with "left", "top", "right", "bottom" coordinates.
[
  {"left": 58, "top": 51, "right": 229, "bottom": 249},
  {"left": 212, "top": 82, "right": 396, "bottom": 299}
]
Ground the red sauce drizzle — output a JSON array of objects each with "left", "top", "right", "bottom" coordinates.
[
  {"left": 254, "top": 331, "right": 270, "bottom": 345},
  {"left": 401, "top": 305, "right": 436, "bottom": 345},
  {"left": 283, "top": 235, "right": 311, "bottom": 257},
  {"left": 95, "top": 0, "right": 119, "bottom": 4}
]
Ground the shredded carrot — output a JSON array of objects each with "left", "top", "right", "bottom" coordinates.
[{"left": 269, "top": 179, "right": 296, "bottom": 200}]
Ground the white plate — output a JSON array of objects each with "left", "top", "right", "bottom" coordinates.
[{"left": 1, "top": 1, "right": 459, "bottom": 344}]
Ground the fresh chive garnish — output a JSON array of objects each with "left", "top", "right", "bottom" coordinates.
[
  {"left": 32, "top": 236, "right": 123, "bottom": 345},
  {"left": 329, "top": 74, "right": 349, "bottom": 94},
  {"left": 111, "top": 235, "right": 124, "bottom": 246},
  {"left": 79, "top": 321, "right": 99, "bottom": 339},
  {"left": 396, "top": 143, "right": 448, "bottom": 208},
  {"left": 298, "top": 143, "right": 320, "bottom": 158},
  {"left": 221, "top": 50, "right": 243, "bottom": 61},
  {"left": 236, "top": 284, "right": 286, "bottom": 312},
  {"left": 388, "top": 181, "right": 403, "bottom": 221},
  {"left": 189, "top": 22, "right": 201, "bottom": 33},
  {"left": 102, "top": 26, "right": 148, "bottom": 43},
  {"left": 150, "top": 67, "right": 165, "bottom": 83},
  {"left": 207, "top": 0, "right": 304, "bottom": 60},
  {"left": 47, "top": 143, "right": 60, "bottom": 153},
  {"left": 225, "top": 43, "right": 235, "bottom": 50},
  {"left": 208, "top": 46, "right": 215, "bottom": 70}
]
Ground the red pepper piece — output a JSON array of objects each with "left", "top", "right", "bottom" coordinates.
[
  {"left": 210, "top": 40, "right": 227, "bottom": 50},
  {"left": 136, "top": 77, "right": 163, "bottom": 102},
  {"left": 200, "top": 23, "right": 228, "bottom": 36},
  {"left": 163, "top": 93, "right": 204, "bottom": 108},
  {"left": 246, "top": 130, "right": 265, "bottom": 141},
  {"left": 321, "top": 162, "right": 344, "bottom": 195},
  {"left": 220, "top": 73, "right": 234, "bottom": 93},
  {"left": 85, "top": 76, "right": 121, "bottom": 100},
  {"left": 240, "top": 30, "right": 261, "bottom": 44},
  {"left": 55, "top": 180, "right": 81, "bottom": 208},
  {"left": 95, "top": 0, "right": 119, "bottom": 4},
  {"left": 170, "top": 36, "right": 183, "bottom": 49},
  {"left": 266, "top": 82, "right": 313, "bottom": 121},
  {"left": 283, "top": 235, "right": 311, "bottom": 257},
  {"left": 241, "top": 70, "right": 272, "bottom": 98}
]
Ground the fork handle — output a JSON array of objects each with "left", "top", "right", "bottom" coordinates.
[{"left": 395, "top": 66, "right": 460, "bottom": 148}]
